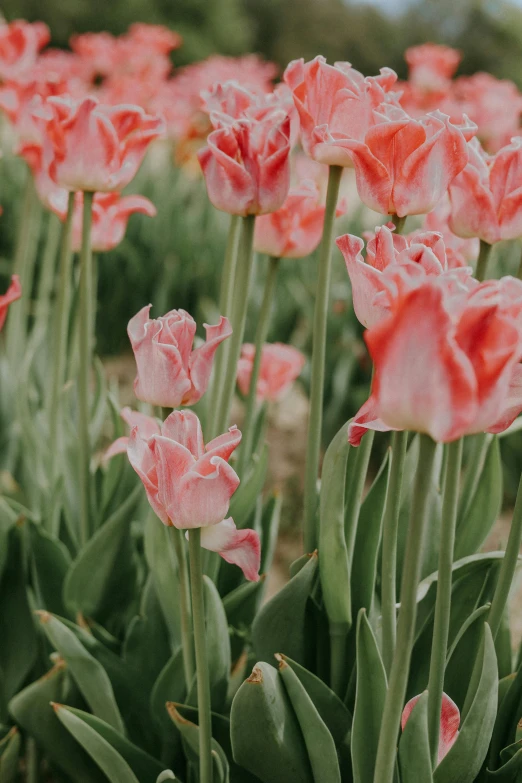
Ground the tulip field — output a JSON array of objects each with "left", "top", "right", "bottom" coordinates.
[{"left": 3, "top": 13, "right": 522, "bottom": 783}]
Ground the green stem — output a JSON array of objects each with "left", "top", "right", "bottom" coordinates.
[
  {"left": 207, "top": 215, "right": 241, "bottom": 440},
  {"left": 303, "top": 165, "right": 343, "bottom": 553},
  {"left": 169, "top": 527, "right": 195, "bottom": 690},
  {"left": 373, "top": 434, "right": 437, "bottom": 783},
  {"left": 213, "top": 214, "right": 256, "bottom": 437},
  {"left": 27, "top": 737, "right": 39, "bottom": 783},
  {"left": 78, "top": 191, "right": 94, "bottom": 547},
  {"left": 427, "top": 438, "right": 463, "bottom": 766},
  {"left": 345, "top": 429, "right": 374, "bottom": 555},
  {"left": 517, "top": 243, "right": 522, "bottom": 281},
  {"left": 381, "top": 430, "right": 408, "bottom": 676},
  {"left": 188, "top": 528, "right": 213, "bottom": 783},
  {"left": 476, "top": 239, "right": 493, "bottom": 282},
  {"left": 47, "top": 193, "right": 75, "bottom": 536},
  {"left": 33, "top": 212, "right": 61, "bottom": 340},
  {"left": 488, "top": 470, "right": 522, "bottom": 639},
  {"left": 238, "top": 256, "right": 279, "bottom": 476},
  {"left": 330, "top": 624, "right": 348, "bottom": 697},
  {"left": 458, "top": 433, "right": 491, "bottom": 519},
  {"left": 390, "top": 214, "right": 407, "bottom": 233}
]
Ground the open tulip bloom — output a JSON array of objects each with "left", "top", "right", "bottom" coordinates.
[{"left": 127, "top": 409, "right": 260, "bottom": 581}]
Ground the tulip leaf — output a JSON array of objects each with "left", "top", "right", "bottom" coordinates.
[
  {"left": 124, "top": 574, "right": 171, "bottom": 693},
  {"left": 144, "top": 513, "right": 182, "bottom": 650},
  {"left": 486, "top": 739, "right": 522, "bottom": 779},
  {"left": 319, "top": 422, "right": 351, "bottom": 630},
  {"left": 434, "top": 624, "right": 498, "bottom": 783},
  {"left": 54, "top": 704, "right": 140, "bottom": 783},
  {"left": 166, "top": 702, "right": 230, "bottom": 783},
  {"left": 352, "top": 609, "right": 387, "bottom": 783},
  {"left": 63, "top": 484, "right": 141, "bottom": 625},
  {"left": 0, "top": 525, "right": 38, "bottom": 704},
  {"left": 277, "top": 655, "right": 341, "bottom": 783},
  {"left": 252, "top": 552, "right": 318, "bottom": 666},
  {"left": 455, "top": 437, "right": 502, "bottom": 560},
  {"left": 157, "top": 772, "right": 180, "bottom": 782},
  {"left": 260, "top": 492, "right": 282, "bottom": 574},
  {"left": 351, "top": 450, "right": 390, "bottom": 616},
  {"left": 8, "top": 662, "right": 100, "bottom": 782},
  {"left": 36, "top": 611, "right": 124, "bottom": 733},
  {"left": 150, "top": 648, "right": 187, "bottom": 733},
  {"left": 223, "top": 577, "right": 265, "bottom": 656},
  {"left": 398, "top": 691, "right": 433, "bottom": 783},
  {"left": 489, "top": 657, "right": 522, "bottom": 771},
  {"left": 0, "top": 728, "right": 20, "bottom": 783},
  {"left": 229, "top": 444, "right": 268, "bottom": 525},
  {"left": 230, "top": 662, "right": 313, "bottom": 783},
  {"left": 444, "top": 604, "right": 491, "bottom": 710},
  {"left": 204, "top": 576, "right": 231, "bottom": 711},
  {"left": 28, "top": 521, "right": 71, "bottom": 616}
]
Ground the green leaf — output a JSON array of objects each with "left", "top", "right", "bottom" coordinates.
[
  {"left": 489, "top": 657, "right": 522, "bottom": 771},
  {"left": 124, "top": 575, "right": 171, "bottom": 694},
  {"left": 28, "top": 521, "right": 71, "bottom": 616},
  {"left": 0, "top": 525, "right": 38, "bottom": 704},
  {"left": 8, "top": 661, "right": 100, "bottom": 782},
  {"left": 144, "top": 514, "right": 182, "bottom": 650},
  {"left": 167, "top": 702, "right": 230, "bottom": 783},
  {"left": 352, "top": 609, "right": 387, "bottom": 783},
  {"left": 150, "top": 648, "right": 187, "bottom": 732},
  {"left": 277, "top": 656, "right": 341, "bottom": 783},
  {"left": 260, "top": 492, "right": 282, "bottom": 574},
  {"left": 63, "top": 484, "right": 141, "bottom": 624},
  {"left": 444, "top": 605, "right": 491, "bottom": 710},
  {"left": 351, "top": 450, "right": 390, "bottom": 616},
  {"left": 398, "top": 691, "right": 433, "bottom": 783},
  {"left": 36, "top": 611, "right": 124, "bottom": 733},
  {"left": 157, "top": 772, "right": 180, "bottom": 782},
  {"left": 55, "top": 704, "right": 140, "bottom": 783},
  {"left": 0, "top": 728, "right": 20, "bottom": 783},
  {"left": 252, "top": 552, "right": 318, "bottom": 666},
  {"left": 486, "top": 740, "right": 522, "bottom": 780},
  {"left": 319, "top": 422, "right": 351, "bottom": 630},
  {"left": 229, "top": 445, "right": 268, "bottom": 525},
  {"left": 204, "top": 576, "right": 231, "bottom": 711},
  {"left": 230, "top": 662, "right": 313, "bottom": 783},
  {"left": 434, "top": 624, "right": 498, "bottom": 783},
  {"left": 53, "top": 705, "right": 165, "bottom": 781},
  {"left": 455, "top": 437, "right": 502, "bottom": 560}
]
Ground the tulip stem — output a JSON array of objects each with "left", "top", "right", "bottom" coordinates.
[
  {"left": 390, "top": 214, "right": 406, "bottom": 234},
  {"left": 33, "top": 212, "right": 62, "bottom": 341},
  {"left": 207, "top": 215, "right": 241, "bottom": 440},
  {"left": 47, "top": 193, "right": 75, "bottom": 536},
  {"left": 213, "top": 214, "right": 256, "bottom": 437},
  {"left": 238, "top": 255, "right": 280, "bottom": 477},
  {"left": 169, "top": 527, "right": 195, "bottom": 691},
  {"left": 303, "top": 164, "right": 343, "bottom": 553},
  {"left": 488, "top": 470, "right": 522, "bottom": 640},
  {"left": 476, "top": 239, "right": 493, "bottom": 282},
  {"left": 427, "top": 438, "right": 463, "bottom": 766},
  {"left": 78, "top": 191, "right": 94, "bottom": 547},
  {"left": 188, "top": 528, "right": 213, "bottom": 783},
  {"left": 373, "top": 434, "right": 437, "bottom": 783},
  {"left": 381, "top": 430, "right": 408, "bottom": 676}
]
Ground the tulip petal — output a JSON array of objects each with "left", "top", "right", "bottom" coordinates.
[
  {"left": 185, "top": 316, "right": 232, "bottom": 405},
  {"left": 199, "top": 518, "right": 261, "bottom": 581},
  {"left": 488, "top": 363, "right": 522, "bottom": 433},
  {"left": 161, "top": 410, "right": 205, "bottom": 460},
  {"left": 402, "top": 692, "right": 460, "bottom": 765},
  {"left": 337, "top": 233, "right": 394, "bottom": 327},
  {"left": 103, "top": 436, "right": 129, "bottom": 462},
  {"left": 0, "top": 274, "right": 21, "bottom": 331}
]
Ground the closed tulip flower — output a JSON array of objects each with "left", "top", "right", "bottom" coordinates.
[
  {"left": 237, "top": 342, "right": 306, "bottom": 402},
  {"left": 35, "top": 96, "right": 165, "bottom": 192},
  {"left": 283, "top": 55, "right": 399, "bottom": 165},
  {"left": 337, "top": 223, "right": 472, "bottom": 328},
  {"left": 254, "top": 180, "right": 345, "bottom": 258},
  {"left": 198, "top": 113, "right": 291, "bottom": 215},
  {"left": 348, "top": 274, "right": 522, "bottom": 445},
  {"left": 0, "top": 19, "right": 49, "bottom": 81},
  {"left": 338, "top": 105, "right": 473, "bottom": 217},
  {"left": 448, "top": 136, "right": 522, "bottom": 245},
  {"left": 402, "top": 693, "right": 460, "bottom": 765},
  {"left": 128, "top": 305, "right": 232, "bottom": 408},
  {"left": 0, "top": 275, "right": 21, "bottom": 331},
  {"left": 128, "top": 409, "right": 260, "bottom": 580},
  {"left": 104, "top": 406, "right": 160, "bottom": 462}
]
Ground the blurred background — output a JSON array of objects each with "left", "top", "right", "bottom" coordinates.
[{"left": 2, "top": 0, "right": 522, "bottom": 82}]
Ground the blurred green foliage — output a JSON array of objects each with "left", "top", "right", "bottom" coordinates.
[{"left": 3, "top": 0, "right": 522, "bottom": 84}]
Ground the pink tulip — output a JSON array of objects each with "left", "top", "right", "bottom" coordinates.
[
  {"left": 0, "top": 275, "right": 21, "bottom": 331},
  {"left": 198, "top": 113, "right": 291, "bottom": 216},
  {"left": 422, "top": 197, "right": 478, "bottom": 269},
  {"left": 0, "top": 19, "right": 49, "bottom": 81},
  {"left": 405, "top": 44, "right": 461, "bottom": 94},
  {"left": 69, "top": 193, "right": 156, "bottom": 252},
  {"left": 335, "top": 105, "right": 474, "bottom": 217},
  {"left": 402, "top": 693, "right": 460, "bottom": 765},
  {"left": 254, "top": 180, "right": 345, "bottom": 258},
  {"left": 448, "top": 137, "right": 522, "bottom": 245},
  {"left": 283, "top": 55, "right": 399, "bottom": 165},
  {"left": 348, "top": 274, "right": 522, "bottom": 445},
  {"left": 127, "top": 409, "right": 260, "bottom": 580},
  {"left": 128, "top": 306, "right": 232, "bottom": 408},
  {"left": 34, "top": 96, "right": 165, "bottom": 192},
  {"left": 337, "top": 223, "right": 473, "bottom": 329},
  {"left": 237, "top": 343, "right": 306, "bottom": 402},
  {"left": 453, "top": 73, "right": 522, "bottom": 154}
]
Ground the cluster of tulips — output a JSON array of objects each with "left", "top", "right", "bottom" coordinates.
[{"left": 2, "top": 13, "right": 522, "bottom": 783}]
